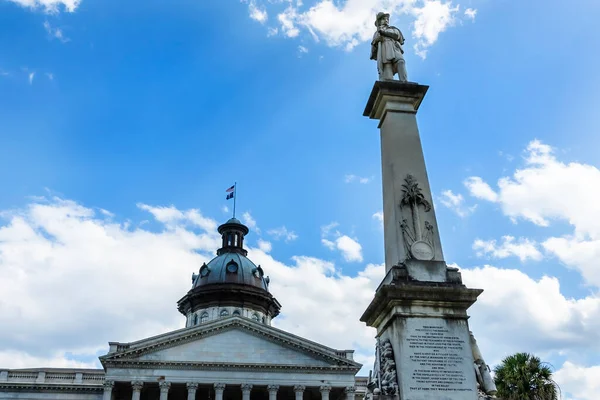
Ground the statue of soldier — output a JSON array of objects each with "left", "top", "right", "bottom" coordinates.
[{"left": 370, "top": 12, "right": 408, "bottom": 82}]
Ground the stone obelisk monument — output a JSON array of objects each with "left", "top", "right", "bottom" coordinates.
[{"left": 361, "top": 12, "right": 497, "bottom": 400}]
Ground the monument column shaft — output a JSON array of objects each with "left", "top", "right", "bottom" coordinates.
[
  {"left": 364, "top": 82, "right": 444, "bottom": 273},
  {"left": 379, "top": 107, "right": 444, "bottom": 270},
  {"left": 363, "top": 80, "right": 481, "bottom": 400}
]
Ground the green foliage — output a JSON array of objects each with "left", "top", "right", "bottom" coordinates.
[{"left": 494, "top": 353, "right": 559, "bottom": 400}]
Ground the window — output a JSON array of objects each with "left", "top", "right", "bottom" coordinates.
[
  {"left": 192, "top": 314, "right": 198, "bottom": 326},
  {"left": 226, "top": 260, "right": 238, "bottom": 273},
  {"left": 200, "top": 264, "right": 210, "bottom": 278},
  {"left": 232, "top": 310, "right": 241, "bottom": 317},
  {"left": 220, "top": 309, "right": 229, "bottom": 317},
  {"left": 200, "top": 312, "right": 209, "bottom": 323},
  {"left": 251, "top": 313, "right": 260, "bottom": 322}
]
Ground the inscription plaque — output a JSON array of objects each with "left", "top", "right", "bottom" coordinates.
[{"left": 398, "top": 318, "right": 477, "bottom": 399}]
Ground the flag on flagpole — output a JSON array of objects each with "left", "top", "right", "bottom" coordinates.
[{"left": 226, "top": 185, "right": 235, "bottom": 200}]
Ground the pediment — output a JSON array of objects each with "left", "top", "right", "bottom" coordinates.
[
  {"left": 101, "top": 317, "right": 361, "bottom": 371},
  {"left": 139, "top": 328, "right": 330, "bottom": 366}
]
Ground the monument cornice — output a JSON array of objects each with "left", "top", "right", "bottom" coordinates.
[
  {"left": 363, "top": 80, "right": 428, "bottom": 120},
  {"left": 360, "top": 280, "right": 483, "bottom": 328}
]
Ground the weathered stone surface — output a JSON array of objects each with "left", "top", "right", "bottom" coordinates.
[
  {"left": 138, "top": 328, "right": 331, "bottom": 366},
  {"left": 364, "top": 81, "right": 445, "bottom": 274},
  {"left": 384, "top": 318, "right": 478, "bottom": 399}
]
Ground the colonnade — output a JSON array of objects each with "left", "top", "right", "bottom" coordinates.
[{"left": 103, "top": 381, "right": 356, "bottom": 400}]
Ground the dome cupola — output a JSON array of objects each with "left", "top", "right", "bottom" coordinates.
[
  {"left": 177, "top": 217, "right": 281, "bottom": 327},
  {"left": 217, "top": 217, "right": 249, "bottom": 256}
]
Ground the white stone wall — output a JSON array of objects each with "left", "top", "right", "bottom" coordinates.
[
  {"left": 139, "top": 329, "right": 331, "bottom": 366},
  {"left": 186, "top": 306, "right": 271, "bottom": 327}
]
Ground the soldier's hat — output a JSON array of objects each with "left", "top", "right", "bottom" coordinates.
[{"left": 374, "top": 12, "right": 390, "bottom": 26}]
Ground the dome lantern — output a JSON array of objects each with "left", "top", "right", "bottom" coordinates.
[{"left": 216, "top": 217, "right": 249, "bottom": 256}]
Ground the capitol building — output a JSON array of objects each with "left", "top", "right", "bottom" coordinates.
[{"left": 0, "top": 217, "right": 367, "bottom": 400}]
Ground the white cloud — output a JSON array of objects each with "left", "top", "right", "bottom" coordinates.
[
  {"left": 0, "top": 197, "right": 378, "bottom": 370},
  {"left": 464, "top": 176, "right": 498, "bottom": 202},
  {"left": 257, "top": 239, "right": 272, "bottom": 253},
  {"left": 1, "top": 196, "right": 599, "bottom": 399},
  {"left": 465, "top": 140, "right": 600, "bottom": 288},
  {"left": 345, "top": 174, "right": 372, "bottom": 184},
  {"left": 45, "top": 72, "right": 54, "bottom": 80},
  {"left": 250, "top": 0, "right": 472, "bottom": 57},
  {"left": 28, "top": 72, "right": 35, "bottom": 84},
  {"left": 247, "top": 247, "right": 383, "bottom": 353},
  {"left": 136, "top": 203, "right": 218, "bottom": 233},
  {"left": 554, "top": 362, "right": 600, "bottom": 400},
  {"left": 464, "top": 7, "right": 476, "bottom": 20},
  {"left": 542, "top": 236, "right": 600, "bottom": 289},
  {"left": 0, "top": 198, "right": 219, "bottom": 367},
  {"left": 412, "top": 0, "right": 459, "bottom": 58},
  {"left": 278, "top": 6, "right": 300, "bottom": 38},
  {"left": 0, "top": 350, "right": 97, "bottom": 369},
  {"left": 43, "top": 20, "right": 69, "bottom": 42},
  {"left": 242, "top": 211, "right": 260, "bottom": 233},
  {"left": 221, "top": 205, "right": 229, "bottom": 214},
  {"left": 464, "top": 140, "right": 600, "bottom": 230},
  {"left": 267, "top": 225, "right": 298, "bottom": 242},
  {"left": 462, "top": 266, "right": 600, "bottom": 367},
  {"left": 372, "top": 210, "right": 383, "bottom": 227},
  {"left": 245, "top": 0, "right": 268, "bottom": 24},
  {"left": 7, "top": 0, "right": 80, "bottom": 13},
  {"left": 321, "top": 238, "right": 336, "bottom": 250},
  {"left": 473, "top": 236, "right": 543, "bottom": 262},
  {"left": 321, "top": 221, "right": 339, "bottom": 236},
  {"left": 439, "top": 189, "right": 476, "bottom": 217},
  {"left": 336, "top": 235, "right": 363, "bottom": 262},
  {"left": 321, "top": 222, "right": 363, "bottom": 262},
  {"left": 298, "top": 44, "right": 309, "bottom": 54}
]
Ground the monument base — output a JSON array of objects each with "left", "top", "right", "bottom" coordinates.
[{"left": 361, "top": 266, "right": 483, "bottom": 400}]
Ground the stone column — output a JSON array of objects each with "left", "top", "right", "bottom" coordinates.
[
  {"left": 293, "top": 385, "right": 305, "bottom": 400},
  {"left": 241, "top": 383, "right": 253, "bottom": 400},
  {"left": 131, "top": 381, "right": 143, "bottom": 400},
  {"left": 267, "top": 385, "right": 279, "bottom": 400},
  {"left": 102, "top": 380, "right": 114, "bottom": 400},
  {"left": 319, "top": 385, "right": 331, "bottom": 400},
  {"left": 344, "top": 387, "right": 355, "bottom": 400},
  {"left": 187, "top": 382, "right": 199, "bottom": 400},
  {"left": 364, "top": 81, "right": 445, "bottom": 277},
  {"left": 159, "top": 381, "right": 171, "bottom": 400},
  {"left": 214, "top": 383, "right": 226, "bottom": 400}
]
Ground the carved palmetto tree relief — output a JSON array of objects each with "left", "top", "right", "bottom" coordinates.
[{"left": 400, "top": 174, "right": 431, "bottom": 242}]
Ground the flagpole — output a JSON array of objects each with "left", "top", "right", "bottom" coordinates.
[{"left": 233, "top": 182, "right": 237, "bottom": 219}]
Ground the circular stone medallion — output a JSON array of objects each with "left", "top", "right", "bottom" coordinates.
[{"left": 410, "top": 241, "right": 434, "bottom": 260}]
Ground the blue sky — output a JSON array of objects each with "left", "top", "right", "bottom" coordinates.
[{"left": 1, "top": 0, "right": 600, "bottom": 398}]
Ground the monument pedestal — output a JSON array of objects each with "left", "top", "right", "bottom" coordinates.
[
  {"left": 361, "top": 267, "right": 482, "bottom": 400},
  {"left": 362, "top": 81, "right": 489, "bottom": 399}
]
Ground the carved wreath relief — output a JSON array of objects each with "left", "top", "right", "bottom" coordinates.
[
  {"left": 368, "top": 338, "right": 399, "bottom": 397},
  {"left": 400, "top": 174, "right": 435, "bottom": 260}
]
